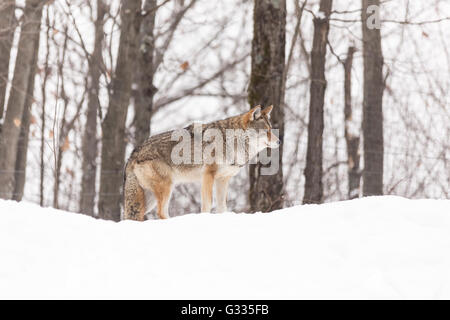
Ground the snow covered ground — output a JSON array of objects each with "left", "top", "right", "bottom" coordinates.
[{"left": 1, "top": 196, "right": 450, "bottom": 299}]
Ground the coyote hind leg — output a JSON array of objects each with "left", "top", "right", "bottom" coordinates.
[
  {"left": 123, "top": 169, "right": 147, "bottom": 221},
  {"left": 153, "top": 181, "right": 172, "bottom": 219},
  {"left": 144, "top": 189, "right": 157, "bottom": 218},
  {"left": 133, "top": 161, "right": 173, "bottom": 219}
]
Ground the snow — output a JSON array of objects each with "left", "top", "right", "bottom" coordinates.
[{"left": 1, "top": 196, "right": 450, "bottom": 299}]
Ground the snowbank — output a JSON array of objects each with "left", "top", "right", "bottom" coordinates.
[{"left": 1, "top": 196, "right": 450, "bottom": 299}]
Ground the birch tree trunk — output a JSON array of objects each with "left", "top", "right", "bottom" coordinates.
[
  {"left": 80, "top": 0, "right": 106, "bottom": 215},
  {"left": 248, "top": 0, "right": 286, "bottom": 212},
  {"left": 0, "top": 0, "right": 44, "bottom": 200},
  {"left": 98, "top": 0, "right": 141, "bottom": 221},
  {"left": 303, "top": 0, "right": 332, "bottom": 204},
  {"left": 361, "top": 0, "right": 384, "bottom": 196}
]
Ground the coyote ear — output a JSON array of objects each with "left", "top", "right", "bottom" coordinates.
[
  {"left": 252, "top": 106, "right": 262, "bottom": 120},
  {"left": 262, "top": 105, "right": 273, "bottom": 119},
  {"left": 243, "top": 105, "right": 262, "bottom": 128}
]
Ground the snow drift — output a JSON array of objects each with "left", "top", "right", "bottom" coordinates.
[{"left": 1, "top": 196, "right": 450, "bottom": 299}]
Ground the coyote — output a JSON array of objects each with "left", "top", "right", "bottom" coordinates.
[{"left": 123, "top": 105, "right": 280, "bottom": 220}]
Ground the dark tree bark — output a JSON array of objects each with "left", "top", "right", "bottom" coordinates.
[
  {"left": 79, "top": 0, "right": 106, "bottom": 215},
  {"left": 0, "top": 0, "right": 16, "bottom": 122},
  {"left": 361, "top": 0, "right": 384, "bottom": 196},
  {"left": 133, "top": 0, "right": 157, "bottom": 147},
  {"left": 52, "top": 26, "right": 70, "bottom": 209},
  {"left": 12, "top": 23, "right": 41, "bottom": 201},
  {"left": 248, "top": 0, "right": 286, "bottom": 213},
  {"left": 343, "top": 46, "right": 361, "bottom": 199},
  {"left": 98, "top": 0, "right": 142, "bottom": 221},
  {"left": 40, "top": 8, "right": 51, "bottom": 207},
  {"left": 0, "top": 0, "right": 44, "bottom": 200},
  {"left": 303, "top": 0, "right": 332, "bottom": 204}
]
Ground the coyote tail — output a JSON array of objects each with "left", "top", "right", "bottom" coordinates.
[{"left": 123, "top": 161, "right": 146, "bottom": 221}]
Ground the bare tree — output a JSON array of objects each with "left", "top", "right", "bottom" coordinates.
[
  {"left": 52, "top": 27, "right": 84, "bottom": 209},
  {"left": 342, "top": 46, "right": 360, "bottom": 199},
  {"left": 39, "top": 7, "right": 52, "bottom": 207},
  {"left": 0, "top": 0, "right": 44, "bottom": 200},
  {"left": 303, "top": 0, "right": 332, "bottom": 204},
  {"left": 12, "top": 14, "right": 42, "bottom": 201},
  {"left": 79, "top": 0, "right": 106, "bottom": 215},
  {"left": 98, "top": 0, "right": 142, "bottom": 221},
  {"left": 0, "top": 0, "right": 445, "bottom": 213},
  {"left": 248, "top": 0, "right": 286, "bottom": 212},
  {"left": 0, "top": 0, "right": 16, "bottom": 123},
  {"left": 361, "top": 0, "right": 384, "bottom": 196},
  {"left": 133, "top": 0, "right": 157, "bottom": 147}
]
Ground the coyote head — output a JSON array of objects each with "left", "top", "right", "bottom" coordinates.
[{"left": 243, "top": 105, "right": 280, "bottom": 149}]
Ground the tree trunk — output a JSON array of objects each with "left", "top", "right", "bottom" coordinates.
[
  {"left": 0, "top": 0, "right": 16, "bottom": 122},
  {"left": 80, "top": 0, "right": 106, "bottom": 215},
  {"left": 248, "top": 0, "right": 286, "bottom": 213},
  {"left": 52, "top": 25, "right": 70, "bottom": 210},
  {"left": 40, "top": 8, "right": 51, "bottom": 207},
  {"left": 98, "top": 0, "right": 142, "bottom": 221},
  {"left": 303, "top": 0, "right": 332, "bottom": 204},
  {"left": 361, "top": 0, "right": 384, "bottom": 196},
  {"left": 343, "top": 46, "right": 361, "bottom": 199},
  {"left": 12, "top": 26, "right": 41, "bottom": 201},
  {"left": 133, "top": 0, "right": 157, "bottom": 147},
  {"left": 0, "top": 0, "right": 44, "bottom": 200}
]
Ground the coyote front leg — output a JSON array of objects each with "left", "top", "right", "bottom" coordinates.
[
  {"left": 215, "top": 176, "right": 230, "bottom": 213},
  {"left": 201, "top": 167, "right": 216, "bottom": 213}
]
